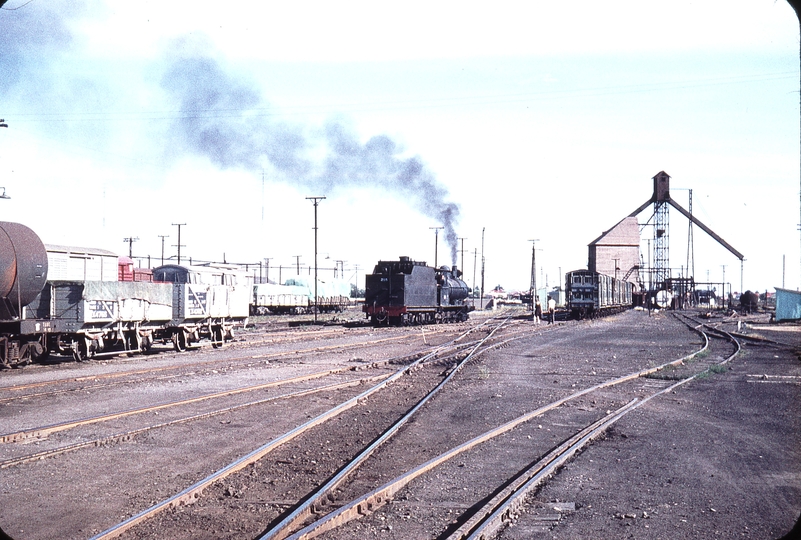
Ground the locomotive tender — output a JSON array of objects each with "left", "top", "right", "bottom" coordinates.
[
  {"left": 363, "top": 256, "right": 470, "bottom": 326},
  {"left": 0, "top": 221, "right": 250, "bottom": 367},
  {"left": 565, "top": 268, "right": 633, "bottom": 319}
]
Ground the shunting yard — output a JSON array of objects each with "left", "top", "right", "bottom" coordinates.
[{"left": 0, "top": 307, "right": 798, "bottom": 540}]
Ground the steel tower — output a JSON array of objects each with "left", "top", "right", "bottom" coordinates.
[{"left": 628, "top": 171, "right": 743, "bottom": 292}]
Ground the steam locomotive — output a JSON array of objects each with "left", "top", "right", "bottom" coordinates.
[
  {"left": 1, "top": 221, "right": 250, "bottom": 367},
  {"left": 363, "top": 256, "right": 471, "bottom": 326}
]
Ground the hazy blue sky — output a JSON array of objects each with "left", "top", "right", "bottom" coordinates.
[{"left": 0, "top": 1, "right": 798, "bottom": 294}]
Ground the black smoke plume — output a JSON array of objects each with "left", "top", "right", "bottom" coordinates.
[{"left": 161, "top": 49, "right": 461, "bottom": 265}]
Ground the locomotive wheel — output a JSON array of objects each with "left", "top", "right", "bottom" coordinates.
[{"left": 172, "top": 331, "right": 187, "bottom": 352}]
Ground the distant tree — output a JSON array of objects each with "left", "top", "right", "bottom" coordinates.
[{"left": 350, "top": 284, "right": 365, "bottom": 298}]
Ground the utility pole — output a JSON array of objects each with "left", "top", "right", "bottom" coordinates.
[
  {"left": 158, "top": 235, "right": 169, "bottom": 266},
  {"left": 0, "top": 122, "right": 7, "bottom": 202},
  {"left": 472, "top": 248, "right": 478, "bottom": 304},
  {"left": 647, "top": 239, "right": 651, "bottom": 292},
  {"left": 529, "top": 239, "right": 539, "bottom": 311},
  {"left": 307, "top": 196, "right": 326, "bottom": 323},
  {"left": 458, "top": 237, "right": 467, "bottom": 274},
  {"left": 123, "top": 237, "right": 139, "bottom": 258},
  {"left": 430, "top": 226, "right": 444, "bottom": 268},
  {"left": 721, "top": 264, "right": 727, "bottom": 309},
  {"left": 294, "top": 255, "right": 302, "bottom": 275},
  {"left": 480, "top": 227, "right": 486, "bottom": 309},
  {"left": 686, "top": 189, "right": 695, "bottom": 281},
  {"left": 740, "top": 259, "right": 744, "bottom": 295},
  {"left": 172, "top": 223, "right": 186, "bottom": 265}
]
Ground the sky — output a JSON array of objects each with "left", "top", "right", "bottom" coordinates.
[{"left": 0, "top": 0, "right": 798, "bottom": 295}]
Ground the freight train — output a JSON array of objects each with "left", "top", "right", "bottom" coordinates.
[
  {"left": 363, "top": 256, "right": 471, "bottom": 326},
  {"left": 1, "top": 221, "right": 250, "bottom": 367},
  {"left": 251, "top": 277, "right": 352, "bottom": 315},
  {"left": 565, "top": 269, "right": 633, "bottom": 319}
]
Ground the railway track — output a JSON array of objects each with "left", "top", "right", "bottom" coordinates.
[
  {"left": 0, "top": 321, "right": 501, "bottom": 469},
  {"left": 6, "top": 308, "right": 768, "bottom": 540},
  {"left": 0, "top": 322, "right": 466, "bottom": 404},
  {"left": 266, "top": 312, "right": 739, "bottom": 539},
  {"left": 86, "top": 311, "right": 723, "bottom": 539},
  {"left": 86, "top": 315, "right": 514, "bottom": 539},
  {"left": 0, "top": 374, "right": 389, "bottom": 470}
]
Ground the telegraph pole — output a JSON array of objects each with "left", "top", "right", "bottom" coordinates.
[
  {"left": 123, "top": 236, "right": 139, "bottom": 258},
  {"left": 294, "top": 255, "right": 302, "bottom": 275},
  {"left": 158, "top": 235, "right": 169, "bottom": 265},
  {"left": 472, "top": 248, "right": 478, "bottom": 304},
  {"left": 307, "top": 196, "right": 326, "bottom": 323},
  {"left": 458, "top": 237, "right": 467, "bottom": 274},
  {"left": 480, "top": 227, "right": 486, "bottom": 309},
  {"left": 721, "top": 264, "right": 727, "bottom": 309},
  {"left": 172, "top": 223, "right": 186, "bottom": 264},
  {"left": 740, "top": 259, "right": 744, "bottom": 296},
  {"left": 0, "top": 123, "right": 7, "bottom": 202},
  {"left": 430, "top": 226, "right": 444, "bottom": 268},
  {"left": 529, "top": 239, "right": 539, "bottom": 311}
]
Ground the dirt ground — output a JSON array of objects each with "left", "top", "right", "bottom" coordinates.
[
  {"left": 320, "top": 311, "right": 801, "bottom": 540},
  {"left": 512, "top": 323, "right": 801, "bottom": 540},
  {"left": 0, "top": 312, "right": 801, "bottom": 540}
]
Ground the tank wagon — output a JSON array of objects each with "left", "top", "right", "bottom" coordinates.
[
  {"left": 0, "top": 221, "right": 250, "bottom": 368},
  {"left": 1, "top": 221, "right": 49, "bottom": 366},
  {"left": 363, "top": 256, "right": 470, "bottom": 326},
  {"left": 565, "top": 269, "right": 633, "bottom": 319}
]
